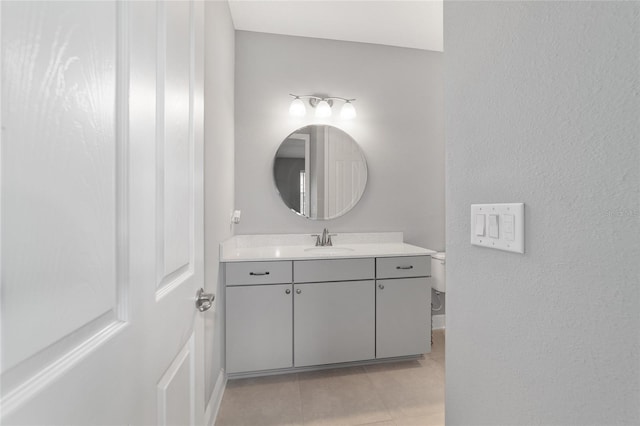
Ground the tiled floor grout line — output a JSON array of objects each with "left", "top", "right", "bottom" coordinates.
[{"left": 294, "top": 372, "right": 303, "bottom": 425}]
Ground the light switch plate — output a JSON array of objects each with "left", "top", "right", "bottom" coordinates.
[{"left": 470, "top": 203, "right": 524, "bottom": 253}]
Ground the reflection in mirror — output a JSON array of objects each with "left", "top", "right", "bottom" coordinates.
[{"left": 273, "top": 125, "right": 367, "bottom": 220}]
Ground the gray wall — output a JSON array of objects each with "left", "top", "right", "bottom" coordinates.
[
  {"left": 203, "top": 0, "right": 234, "bottom": 404},
  {"left": 445, "top": 2, "right": 639, "bottom": 425},
  {"left": 234, "top": 31, "right": 444, "bottom": 250}
]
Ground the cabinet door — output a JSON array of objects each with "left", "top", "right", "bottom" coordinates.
[
  {"left": 376, "top": 278, "right": 431, "bottom": 358},
  {"left": 226, "top": 284, "right": 293, "bottom": 373},
  {"left": 294, "top": 280, "right": 375, "bottom": 367}
]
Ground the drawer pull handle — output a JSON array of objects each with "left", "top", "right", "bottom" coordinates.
[
  {"left": 396, "top": 265, "right": 414, "bottom": 270},
  {"left": 249, "top": 272, "right": 270, "bottom": 276}
]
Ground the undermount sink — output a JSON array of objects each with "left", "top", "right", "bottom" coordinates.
[{"left": 304, "top": 246, "right": 355, "bottom": 254}]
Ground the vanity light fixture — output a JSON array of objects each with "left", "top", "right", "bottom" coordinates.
[
  {"left": 315, "top": 99, "right": 332, "bottom": 118},
  {"left": 340, "top": 101, "right": 357, "bottom": 119},
  {"left": 289, "top": 96, "right": 306, "bottom": 117},
  {"left": 288, "top": 94, "right": 357, "bottom": 119}
]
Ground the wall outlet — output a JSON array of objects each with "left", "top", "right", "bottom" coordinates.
[{"left": 231, "top": 210, "right": 241, "bottom": 224}]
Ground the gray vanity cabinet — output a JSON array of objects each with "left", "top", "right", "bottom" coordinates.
[
  {"left": 225, "top": 261, "right": 293, "bottom": 374},
  {"left": 224, "top": 255, "right": 431, "bottom": 375},
  {"left": 375, "top": 256, "right": 431, "bottom": 359}
]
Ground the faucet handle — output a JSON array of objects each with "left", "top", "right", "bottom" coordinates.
[
  {"left": 326, "top": 233, "right": 337, "bottom": 246},
  {"left": 310, "top": 234, "right": 322, "bottom": 246}
]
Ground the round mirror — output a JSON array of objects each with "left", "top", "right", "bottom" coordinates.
[{"left": 273, "top": 125, "right": 367, "bottom": 220}]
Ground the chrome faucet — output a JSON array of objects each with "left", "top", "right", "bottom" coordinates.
[{"left": 311, "top": 228, "right": 336, "bottom": 246}]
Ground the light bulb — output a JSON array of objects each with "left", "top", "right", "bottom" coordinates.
[
  {"left": 340, "top": 101, "right": 356, "bottom": 119},
  {"left": 315, "top": 99, "right": 332, "bottom": 118},
  {"left": 289, "top": 98, "right": 306, "bottom": 117}
]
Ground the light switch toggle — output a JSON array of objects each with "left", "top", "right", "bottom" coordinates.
[
  {"left": 475, "top": 214, "right": 485, "bottom": 236},
  {"left": 488, "top": 214, "right": 499, "bottom": 238},
  {"left": 503, "top": 214, "right": 515, "bottom": 241}
]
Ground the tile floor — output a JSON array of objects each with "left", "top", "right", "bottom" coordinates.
[{"left": 215, "top": 330, "right": 445, "bottom": 426}]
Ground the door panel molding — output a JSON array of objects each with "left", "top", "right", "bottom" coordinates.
[
  {"left": 157, "top": 333, "right": 195, "bottom": 426},
  {"left": 0, "top": 2, "right": 130, "bottom": 416},
  {"left": 1, "top": 319, "right": 128, "bottom": 416},
  {"left": 154, "top": 0, "right": 195, "bottom": 300}
]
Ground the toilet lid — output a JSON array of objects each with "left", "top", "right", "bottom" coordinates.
[{"left": 432, "top": 252, "right": 445, "bottom": 261}]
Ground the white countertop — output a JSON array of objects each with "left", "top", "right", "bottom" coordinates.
[{"left": 220, "top": 232, "right": 437, "bottom": 262}]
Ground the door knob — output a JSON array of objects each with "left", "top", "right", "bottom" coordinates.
[{"left": 195, "top": 288, "right": 215, "bottom": 312}]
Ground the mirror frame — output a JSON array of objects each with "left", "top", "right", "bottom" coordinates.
[{"left": 272, "top": 125, "right": 368, "bottom": 220}]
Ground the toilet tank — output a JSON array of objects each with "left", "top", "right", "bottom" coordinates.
[{"left": 431, "top": 252, "right": 446, "bottom": 293}]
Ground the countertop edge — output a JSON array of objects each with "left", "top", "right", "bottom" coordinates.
[{"left": 219, "top": 243, "right": 437, "bottom": 263}]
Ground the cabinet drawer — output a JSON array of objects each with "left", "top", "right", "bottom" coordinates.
[
  {"left": 225, "top": 261, "right": 292, "bottom": 286},
  {"left": 294, "top": 258, "right": 374, "bottom": 283},
  {"left": 376, "top": 256, "right": 430, "bottom": 279}
]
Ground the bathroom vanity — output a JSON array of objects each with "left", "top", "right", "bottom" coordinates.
[{"left": 221, "top": 233, "right": 436, "bottom": 376}]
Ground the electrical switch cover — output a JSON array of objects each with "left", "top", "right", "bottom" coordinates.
[{"left": 470, "top": 203, "right": 524, "bottom": 253}]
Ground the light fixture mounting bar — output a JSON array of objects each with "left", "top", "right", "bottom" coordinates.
[{"left": 324, "top": 96, "right": 356, "bottom": 103}]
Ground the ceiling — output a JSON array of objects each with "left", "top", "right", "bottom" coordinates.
[{"left": 227, "top": 1, "right": 443, "bottom": 52}]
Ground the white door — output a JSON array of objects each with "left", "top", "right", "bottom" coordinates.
[
  {"left": 324, "top": 126, "right": 367, "bottom": 218},
  {"left": 0, "top": 1, "right": 206, "bottom": 424}
]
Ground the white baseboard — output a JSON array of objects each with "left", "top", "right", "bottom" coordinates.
[
  {"left": 432, "top": 314, "right": 446, "bottom": 330},
  {"left": 204, "top": 369, "right": 227, "bottom": 426}
]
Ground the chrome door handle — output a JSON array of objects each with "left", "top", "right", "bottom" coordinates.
[{"left": 195, "top": 288, "right": 214, "bottom": 312}]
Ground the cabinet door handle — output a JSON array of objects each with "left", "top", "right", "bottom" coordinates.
[
  {"left": 378, "top": 284, "right": 384, "bottom": 290},
  {"left": 396, "top": 265, "right": 413, "bottom": 270},
  {"left": 249, "top": 271, "right": 270, "bottom": 276},
  {"left": 296, "top": 288, "right": 302, "bottom": 294},
  {"left": 285, "top": 289, "right": 291, "bottom": 294}
]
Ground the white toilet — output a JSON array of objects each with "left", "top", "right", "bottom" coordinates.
[
  {"left": 431, "top": 252, "right": 446, "bottom": 330},
  {"left": 431, "top": 252, "right": 446, "bottom": 293}
]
